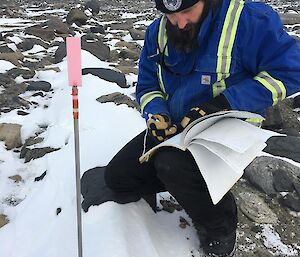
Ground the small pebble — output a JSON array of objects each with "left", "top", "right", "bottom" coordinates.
[{"left": 56, "top": 208, "right": 62, "bottom": 215}]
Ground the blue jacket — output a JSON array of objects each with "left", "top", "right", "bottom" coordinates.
[{"left": 136, "top": 0, "right": 300, "bottom": 124}]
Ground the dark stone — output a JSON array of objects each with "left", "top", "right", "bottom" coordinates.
[
  {"left": 279, "top": 13, "right": 300, "bottom": 25},
  {"left": 292, "top": 35, "right": 300, "bottom": 46},
  {"left": 66, "top": 9, "right": 88, "bottom": 26},
  {"left": 129, "top": 28, "right": 145, "bottom": 40},
  {"left": 7, "top": 68, "right": 35, "bottom": 79},
  {"left": 25, "top": 25, "right": 55, "bottom": 41},
  {"left": 27, "top": 81, "right": 51, "bottom": 92},
  {"left": 262, "top": 105, "right": 283, "bottom": 130},
  {"left": 262, "top": 98, "right": 300, "bottom": 131},
  {"left": 250, "top": 225, "right": 262, "bottom": 234},
  {"left": 34, "top": 171, "right": 47, "bottom": 181},
  {"left": 54, "top": 42, "right": 66, "bottom": 63},
  {"left": 54, "top": 39, "right": 110, "bottom": 63},
  {"left": 0, "top": 73, "right": 15, "bottom": 86},
  {"left": 82, "top": 68, "right": 127, "bottom": 88},
  {"left": 90, "top": 26, "right": 105, "bottom": 34},
  {"left": 295, "top": 182, "right": 300, "bottom": 196},
  {"left": 263, "top": 136, "right": 300, "bottom": 163},
  {"left": 85, "top": 0, "right": 100, "bottom": 14},
  {"left": 17, "top": 38, "right": 49, "bottom": 51},
  {"left": 81, "top": 40, "right": 110, "bottom": 61},
  {"left": 273, "top": 169, "right": 295, "bottom": 192},
  {"left": 244, "top": 156, "right": 300, "bottom": 195},
  {"left": 96, "top": 92, "right": 140, "bottom": 110},
  {"left": 17, "top": 110, "right": 29, "bottom": 116},
  {"left": 46, "top": 16, "right": 69, "bottom": 34},
  {"left": 294, "top": 95, "right": 300, "bottom": 109},
  {"left": 119, "top": 48, "right": 140, "bottom": 61},
  {"left": 24, "top": 147, "right": 59, "bottom": 163},
  {"left": 0, "top": 46, "right": 14, "bottom": 53},
  {"left": 32, "top": 92, "right": 45, "bottom": 97},
  {"left": 56, "top": 208, "right": 62, "bottom": 215},
  {"left": 279, "top": 193, "right": 300, "bottom": 212},
  {"left": 159, "top": 200, "right": 176, "bottom": 213},
  {"left": 279, "top": 128, "right": 300, "bottom": 137},
  {"left": 109, "top": 21, "right": 133, "bottom": 31},
  {"left": 20, "top": 136, "right": 44, "bottom": 159}
]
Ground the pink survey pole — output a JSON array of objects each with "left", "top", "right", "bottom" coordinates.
[{"left": 66, "top": 37, "right": 83, "bottom": 257}]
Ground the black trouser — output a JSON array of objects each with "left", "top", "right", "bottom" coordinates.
[{"left": 105, "top": 130, "right": 237, "bottom": 236}]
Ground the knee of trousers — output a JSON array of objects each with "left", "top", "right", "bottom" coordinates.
[
  {"left": 104, "top": 164, "right": 120, "bottom": 191},
  {"left": 154, "top": 148, "right": 191, "bottom": 183}
]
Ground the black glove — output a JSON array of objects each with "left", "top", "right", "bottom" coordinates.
[
  {"left": 81, "top": 167, "right": 140, "bottom": 212},
  {"left": 181, "top": 94, "right": 231, "bottom": 128},
  {"left": 147, "top": 113, "right": 177, "bottom": 142}
]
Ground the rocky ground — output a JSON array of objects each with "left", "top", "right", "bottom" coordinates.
[{"left": 0, "top": 0, "right": 300, "bottom": 256}]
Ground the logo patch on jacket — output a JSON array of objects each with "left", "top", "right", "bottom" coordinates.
[{"left": 201, "top": 75, "right": 211, "bottom": 85}]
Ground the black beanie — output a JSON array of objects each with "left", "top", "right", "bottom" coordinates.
[{"left": 154, "top": 0, "right": 201, "bottom": 14}]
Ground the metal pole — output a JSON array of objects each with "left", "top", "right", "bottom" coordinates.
[{"left": 72, "top": 86, "right": 83, "bottom": 257}]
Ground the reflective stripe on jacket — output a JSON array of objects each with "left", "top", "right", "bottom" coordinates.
[{"left": 136, "top": 0, "right": 300, "bottom": 124}]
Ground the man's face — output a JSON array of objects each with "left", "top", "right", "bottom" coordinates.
[
  {"left": 165, "top": 1, "right": 206, "bottom": 53},
  {"left": 166, "top": 1, "right": 205, "bottom": 30}
]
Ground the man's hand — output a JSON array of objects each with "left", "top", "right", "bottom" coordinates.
[
  {"left": 181, "top": 94, "right": 231, "bottom": 128},
  {"left": 147, "top": 113, "right": 177, "bottom": 142}
]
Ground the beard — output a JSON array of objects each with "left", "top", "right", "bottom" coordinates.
[
  {"left": 165, "top": 1, "right": 209, "bottom": 53},
  {"left": 166, "top": 20, "right": 201, "bottom": 53}
]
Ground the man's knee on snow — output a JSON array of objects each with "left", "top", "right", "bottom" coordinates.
[{"left": 104, "top": 165, "right": 121, "bottom": 191}]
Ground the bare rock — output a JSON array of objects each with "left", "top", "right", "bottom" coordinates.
[
  {"left": 0, "top": 123, "right": 22, "bottom": 150},
  {"left": 7, "top": 68, "right": 35, "bottom": 79},
  {"left": 237, "top": 192, "right": 278, "bottom": 223},
  {"left": 0, "top": 52, "right": 24, "bottom": 67},
  {"left": 0, "top": 214, "right": 9, "bottom": 228},
  {"left": 46, "top": 16, "right": 69, "bottom": 34},
  {"left": 279, "top": 193, "right": 300, "bottom": 212},
  {"left": 20, "top": 136, "right": 44, "bottom": 159},
  {"left": 294, "top": 95, "right": 300, "bottom": 108},
  {"left": 34, "top": 171, "right": 47, "bottom": 182},
  {"left": 54, "top": 39, "right": 110, "bottom": 63},
  {"left": 115, "top": 65, "right": 138, "bottom": 75},
  {"left": 264, "top": 136, "right": 300, "bottom": 163},
  {"left": 66, "top": 9, "right": 88, "bottom": 26},
  {"left": 129, "top": 28, "right": 145, "bottom": 40},
  {"left": 279, "top": 13, "right": 300, "bottom": 25},
  {"left": 27, "top": 81, "right": 51, "bottom": 92},
  {"left": 0, "top": 45, "right": 14, "bottom": 53},
  {"left": 17, "top": 38, "right": 49, "bottom": 51},
  {"left": 119, "top": 48, "right": 140, "bottom": 61},
  {"left": 24, "top": 147, "right": 60, "bottom": 163},
  {"left": 96, "top": 92, "right": 139, "bottom": 110},
  {"left": 82, "top": 40, "right": 110, "bottom": 61},
  {"left": 8, "top": 175, "right": 22, "bottom": 183},
  {"left": 262, "top": 98, "right": 300, "bottom": 131},
  {"left": 90, "top": 26, "right": 105, "bottom": 34},
  {"left": 25, "top": 25, "right": 55, "bottom": 42},
  {"left": 85, "top": 0, "right": 100, "bottom": 15},
  {"left": 82, "top": 68, "right": 127, "bottom": 88},
  {"left": 273, "top": 168, "right": 296, "bottom": 192},
  {"left": 54, "top": 42, "right": 66, "bottom": 63},
  {"left": 244, "top": 156, "right": 300, "bottom": 196},
  {"left": 109, "top": 21, "right": 133, "bottom": 30}
]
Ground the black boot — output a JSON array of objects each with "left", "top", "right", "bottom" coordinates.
[
  {"left": 195, "top": 223, "right": 236, "bottom": 257},
  {"left": 142, "top": 194, "right": 157, "bottom": 213}
]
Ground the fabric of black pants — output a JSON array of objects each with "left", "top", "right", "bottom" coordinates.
[{"left": 105, "top": 130, "right": 237, "bottom": 236}]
